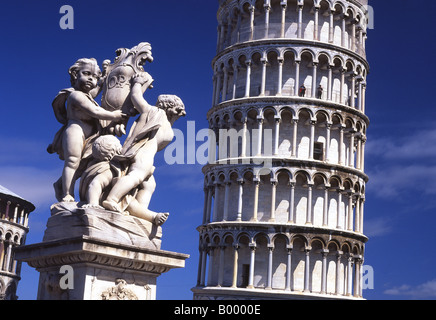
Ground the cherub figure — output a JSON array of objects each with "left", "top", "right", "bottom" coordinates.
[
  {"left": 48, "top": 58, "right": 126, "bottom": 202},
  {"left": 79, "top": 135, "right": 122, "bottom": 209},
  {"left": 80, "top": 134, "right": 169, "bottom": 226},
  {"left": 101, "top": 73, "right": 186, "bottom": 226}
]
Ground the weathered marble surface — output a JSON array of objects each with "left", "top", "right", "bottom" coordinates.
[{"left": 44, "top": 202, "right": 162, "bottom": 249}]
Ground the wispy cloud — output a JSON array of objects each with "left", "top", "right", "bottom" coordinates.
[
  {"left": 384, "top": 279, "right": 436, "bottom": 299},
  {"left": 366, "top": 127, "right": 436, "bottom": 161},
  {"left": 365, "top": 127, "right": 436, "bottom": 200},
  {"left": 366, "top": 164, "right": 436, "bottom": 198},
  {"left": 364, "top": 217, "right": 393, "bottom": 238},
  {"left": 0, "top": 166, "right": 59, "bottom": 208}
]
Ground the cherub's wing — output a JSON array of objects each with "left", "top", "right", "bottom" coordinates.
[{"left": 52, "top": 88, "right": 74, "bottom": 125}]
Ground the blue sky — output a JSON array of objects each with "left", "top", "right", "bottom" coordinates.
[{"left": 0, "top": 0, "right": 435, "bottom": 300}]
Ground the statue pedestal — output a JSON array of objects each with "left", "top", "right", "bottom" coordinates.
[{"left": 15, "top": 203, "right": 189, "bottom": 300}]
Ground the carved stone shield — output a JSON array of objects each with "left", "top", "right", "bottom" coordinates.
[{"left": 100, "top": 42, "right": 154, "bottom": 135}]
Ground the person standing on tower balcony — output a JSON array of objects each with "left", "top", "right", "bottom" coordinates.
[
  {"left": 317, "top": 85, "right": 323, "bottom": 99},
  {"left": 299, "top": 85, "right": 306, "bottom": 97}
]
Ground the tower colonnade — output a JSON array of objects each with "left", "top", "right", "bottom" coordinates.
[
  {"left": 197, "top": 227, "right": 365, "bottom": 298},
  {"left": 194, "top": 0, "right": 369, "bottom": 300},
  {"left": 208, "top": 103, "right": 368, "bottom": 171},
  {"left": 216, "top": 0, "right": 368, "bottom": 57},
  {"left": 212, "top": 45, "right": 367, "bottom": 110},
  {"left": 0, "top": 187, "right": 35, "bottom": 300}
]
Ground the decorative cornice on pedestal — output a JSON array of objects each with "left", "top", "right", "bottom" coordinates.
[{"left": 15, "top": 236, "right": 189, "bottom": 274}]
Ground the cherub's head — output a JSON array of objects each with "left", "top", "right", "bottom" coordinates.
[
  {"left": 69, "top": 58, "right": 102, "bottom": 93},
  {"left": 92, "top": 135, "right": 122, "bottom": 162},
  {"left": 156, "top": 95, "right": 186, "bottom": 125}
]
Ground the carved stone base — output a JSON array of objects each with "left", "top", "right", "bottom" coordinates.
[
  {"left": 45, "top": 202, "right": 162, "bottom": 249},
  {"left": 15, "top": 203, "right": 189, "bottom": 300}
]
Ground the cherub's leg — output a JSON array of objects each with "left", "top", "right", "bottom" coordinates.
[
  {"left": 84, "top": 173, "right": 112, "bottom": 208},
  {"left": 102, "top": 166, "right": 151, "bottom": 212},
  {"left": 135, "top": 175, "right": 156, "bottom": 211},
  {"left": 127, "top": 198, "right": 169, "bottom": 226},
  {"left": 62, "top": 125, "right": 85, "bottom": 202},
  {"left": 103, "top": 143, "right": 156, "bottom": 212}
]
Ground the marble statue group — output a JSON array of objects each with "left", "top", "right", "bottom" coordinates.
[{"left": 47, "top": 42, "right": 186, "bottom": 227}]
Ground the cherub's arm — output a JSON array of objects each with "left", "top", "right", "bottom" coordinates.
[
  {"left": 70, "top": 91, "right": 125, "bottom": 121},
  {"left": 130, "top": 73, "right": 154, "bottom": 114}
]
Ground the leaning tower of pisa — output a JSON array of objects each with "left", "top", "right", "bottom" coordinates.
[
  {"left": 0, "top": 185, "right": 35, "bottom": 300},
  {"left": 193, "top": 0, "right": 370, "bottom": 300}
]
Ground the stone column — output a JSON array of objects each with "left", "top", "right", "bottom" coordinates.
[
  {"left": 4, "top": 241, "right": 12, "bottom": 272},
  {"left": 323, "top": 186, "right": 329, "bottom": 227},
  {"left": 325, "top": 123, "right": 332, "bottom": 162},
  {"left": 277, "top": 57, "right": 284, "bottom": 96},
  {"left": 285, "top": 246, "right": 293, "bottom": 291},
  {"left": 221, "top": 67, "right": 229, "bottom": 103},
  {"left": 274, "top": 115, "right": 281, "bottom": 155},
  {"left": 241, "top": 117, "right": 248, "bottom": 157},
  {"left": 304, "top": 247, "right": 311, "bottom": 292},
  {"left": 236, "top": 178, "right": 244, "bottom": 221},
  {"left": 294, "top": 60, "right": 301, "bottom": 96},
  {"left": 329, "top": 9, "right": 335, "bottom": 43},
  {"left": 356, "top": 134, "right": 362, "bottom": 170},
  {"left": 214, "top": 71, "right": 222, "bottom": 106},
  {"left": 346, "top": 254, "right": 354, "bottom": 296},
  {"left": 314, "top": 6, "right": 319, "bottom": 40},
  {"left": 351, "top": 19, "right": 356, "bottom": 51},
  {"left": 260, "top": 58, "right": 267, "bottom": 96},
  {"left": 244, "top": 60, "right": 252, "bottom": 98},
  {"left": 212, "top": 182, "right": 221, "bottom": 222},
  {"left": 349, "top": 130, "right": 355, "bottom": 167},
  {"left": 266, "top": 244, "right": 274, "bottom": 290},
  {"left": 217, "top": 245, "right": 226, "bottom": 287},
  {"left": 311, "top": 63, "right": 318, "bottom": 98},
  {"left": 309, "top": 120, "right": 316, "bottom": 159},
  {"left": 306, "top": 184, "right": 313, "bottom": 225},
  {"left": 357, "top": 77, "right": 363, "bottom": 111},
  {"left": 223, "top": 181, "right": 231, "bottom": 221},
  {"left": 280, "top": 1, "right": 287, "bottom": 38},
  {"left": 231, "top": 244, "right": 239, "bottom": 288},
  {"left": 336, "top": 189, "right": 343, "bottom": 229},
  {"left": 335, "top": 251, "right": 343, "bottom": 295},
  {"left": 347, "top": 191, "right": 354, "bottom": 231},
  {"left": 297, "top": 4, "right": 303, "bottom": 39},
  {"left": 256, "top": 116, "right": 264, "bottom": 156},
  {"left": 321, "top": 249, "right": 329, "bottom": 294},
  {"left": 269, "top": 179, "right": 277, "bottom": 222},
  {"left": 288, "top": 182, "right": 295, "bottom": 223},
  {"left": 350, "top": 73, "right": 356, "bottom": 108},
  {"left": 206, "top": 185, "right": 213, "bottom": 223},
  {"left": 207, "top": 245, "right": 215, "bottom": 286},
  {"left": 0, "top": 236, "right": 5, "bottom": 271},
  {"left": 340, "top": 68, "right": 346, "bottom": 104},
  {"left": 355, "top": 195, "right": 361, "bottom": 233},
  {"left": 232, "top": 64, "right": 239, "bottom": 100},
  {"left": 292, "top": 119, "right": 298, "bottom": 158},
  {"left": 339, "top": 125, "right": 345, "bottom": 165},
  {"left": 341, "top": 14, "right": 347, "bottom": 47},
  {"left": 264, "top": 3, "right": 271, "bottom": 39},
  {"left": 236, "top": 12, "right": 242, "bottom": 43},
  {"left": 5, "top": 201, "right": 10, "bottom": 219},
  {"left": 249, "top": 5, "right": 255, "bottom": 41},
  {"left": 196, "top": 244, "right": 204, "bottom": 286},
  {"left": 328, "top": 64, "right": 333, "bottom": 101},
  {"left": 252, "top": 178, "right": 260, "bottom": 222},
  {"left": 247, "top": 243, "right": 256, "bottom": 289}
]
